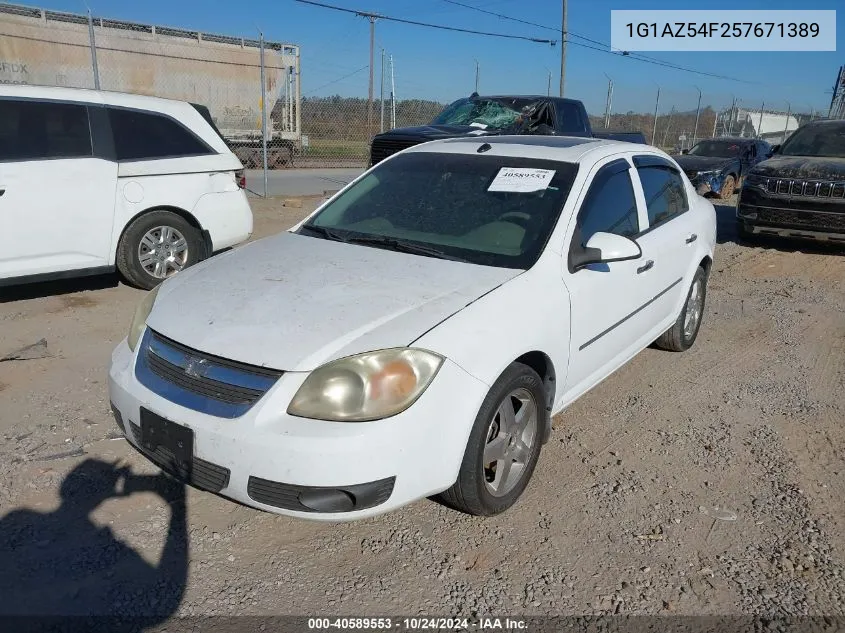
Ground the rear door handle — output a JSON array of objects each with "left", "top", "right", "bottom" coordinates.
[
  {"left": 637, "top": 260, "right": 654, "bottom": 274},
  {"left": 685, "top": 233, "right": 698, "bottom": 244}
]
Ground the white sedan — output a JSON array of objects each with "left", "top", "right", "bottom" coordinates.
[{"left": 109, "top": 136, "right": 716, "bottom": 520}]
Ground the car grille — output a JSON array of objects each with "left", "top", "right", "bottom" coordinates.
[
  {"left": 134, "top": 329, "right": 283, "bottom": 418},
  {"left": 754, "top": 207, "right": 845, "bottom": 232},
  {"left": 370, "top": 137, "right": 424, "bottom": 165},
  {"left": 745, "top": 175, "right": 845, "bottom": 199}
]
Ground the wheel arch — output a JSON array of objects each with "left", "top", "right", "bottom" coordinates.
[
  {"left": 115, "top": 205, "right": 211, "bottom": 261},
  {"left": 513, "top": 351, "right": 556, "bottom": 444},
  {"left": 699, "top": 254, "right": 713, "bottom": 275}
]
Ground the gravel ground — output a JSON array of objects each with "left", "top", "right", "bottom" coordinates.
[{"left": 0, "top": 195, "right": 843, "bottom": 620}]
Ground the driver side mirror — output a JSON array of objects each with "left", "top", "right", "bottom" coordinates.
[
  {"left": 681, "top": 149, "right": 689, "bottom": 155},
  {"left": 571, "top": 232, "right": 642, "bottom": 271}
]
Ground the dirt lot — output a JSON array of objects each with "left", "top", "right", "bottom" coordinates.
[{"left": 1, "top": 196, "right": 843, "bottom": 620}]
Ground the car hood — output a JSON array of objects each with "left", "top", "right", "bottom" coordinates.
[
  {"left": 673, "top": 155, "right": 736, "bottom": 172},
  {"left": 146, "top": 232, "right": 520, "bottom": 372},
  {"left": 375, "top": 124, "right": 500, "bottom": 140},
  {"left": 749, "top": 155, "right": 845, "bottom": 180}
]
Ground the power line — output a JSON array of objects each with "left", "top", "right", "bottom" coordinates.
[
  {"left": 303, "top": 65, "right": 369, "bottom": 95},
  {"left": 294, "top": 0, "right": 557, "bottom": 45},
  {"left": 440, "top": 0, "right": 754, "bottom": 84}
]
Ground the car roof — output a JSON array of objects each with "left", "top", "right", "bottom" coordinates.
[
  {"left": 0, "top": 84, "right": 194, "bottom": 110},
  {"left": 403, "top": 135, "right": 664, "bottom": 163},
  {"left": 463, "top": 94, "right": 582, "bottom": 104},
  {"left": 702, "top": 137, "right": 757, "bottom": 144}
]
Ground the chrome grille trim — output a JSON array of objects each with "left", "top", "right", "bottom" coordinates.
[
  {"left": 747, "top": 174, "right": 845, "bottom": 199},
  {"left": 134, "top": 329, "right": 283, "bottom": 418}
]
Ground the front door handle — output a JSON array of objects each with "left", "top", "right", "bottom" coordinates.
[
  {"left": 685, "top": 233, "right": 698, "bottom": 244},
  {"left": 637, "top": 260, "right": 654, "bottom": 274}
]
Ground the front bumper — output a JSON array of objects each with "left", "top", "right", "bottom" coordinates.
[
  {"left": 108, "top": 336, "right": 489, "bottom": 521},
  {"left": 737, "top": 201, "right": 845, "bottom": 242}
]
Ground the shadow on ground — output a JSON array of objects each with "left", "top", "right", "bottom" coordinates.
[
  {"left": 1, "top": 274, "right": 122, "bottom": 303},
  {"left": 0, "top": 459, "right": 188, "bottom": 631},
  {"left": 714, "top": 202, "right": 845, "bottom": 256}
]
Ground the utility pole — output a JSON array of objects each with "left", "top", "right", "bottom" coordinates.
[
  {"left": 651, "top": 86, "right": 660, "bottom": 145},
  {"left": 367, "top": 15, "right": 375, "bottom": 136},
  {"left": 692, "top": 86, "right": 702, "bottom": 146},
  {"left": 87, "top": 8, "right": 100, "bottom": 89},
  {"left": 547, "top": 70, "right": 552, "bottom": 96},
  {"left": 603, "top": 74, "right": 613, "bottom": 129},
  {"left": 782, "top": 101, "right": 791, "bottom": 143},
  {"left": 559, "top": 0, "right": 567, "bottom": 97},
  {"left": 390, "top": 55, "right": 396, "bottom": 129},
  {"left": 380, "top": 48, "right": 385, "bottom": 133},
  {"left": 474, "top": 59, "right": 479, "bottom": 93},
  {"left": 757, "top": 101, "right": 765, "bottom": 139},
  {"left": 662, "top": 106, "right": 676, "bottom": 147},
  {"left": 728, "top": 96, "right": 736, "bottom": 135}
]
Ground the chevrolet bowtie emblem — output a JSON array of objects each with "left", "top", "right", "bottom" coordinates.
[{"left": 184, "top": 356, "right": 210, "bottom": 379}]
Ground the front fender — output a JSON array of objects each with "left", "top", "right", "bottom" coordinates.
[{"left": 413, "top": 255, "right": 570, "bottom": 394}]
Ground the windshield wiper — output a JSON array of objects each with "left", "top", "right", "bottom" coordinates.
[
  {"left": 345, "top": 235, "right": 466, "bottom": 262},
  {"left": 298, "top": 224, "right": 348, "bottom": 243}
]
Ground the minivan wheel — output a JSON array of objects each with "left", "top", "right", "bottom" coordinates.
[
  {"left": 117, "top": 210, "right": 205, "bottom": 290},
  {"left": 437, "top": 363, "right": 544, "bottom": 516},
  {"left": 655, "top": 266, "right": 708, "bottom": 352}
]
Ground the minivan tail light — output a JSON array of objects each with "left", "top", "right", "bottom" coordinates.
[{"left": 235, "top": 169, "right": 246, "bottom": 189}]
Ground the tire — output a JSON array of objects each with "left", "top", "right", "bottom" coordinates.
[
  {"left": 737, "top": 220, "right": 756, "bottom": 243},
  {"left": 437, "top": 362, "right": 545, "bottom": 516},
  {"left": 116, "top": 210, "right": 205, "bottom": 290},
  {"left": 719, "top": 175, "right": 736, "bottom": 200},
  {"left": 655, "top": 266, "right": 708, "bottom": 352}
]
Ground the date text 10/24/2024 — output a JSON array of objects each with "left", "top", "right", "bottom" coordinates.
[
  {"left": 307, "top": 618, "right": 529, "bottom": 631},
  {"left": 609, "top": 10, "right": 836, "bottom": 52}
]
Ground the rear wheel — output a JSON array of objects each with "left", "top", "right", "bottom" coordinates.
[
  {"left": 116, "top": 210, "right": 205, "bottom": 290},
  {"left": 655, "top": 266, "right": 707, "bottom": 352},
  {"left": 437, "top": 363, "right": 545, "bottom": 516}
]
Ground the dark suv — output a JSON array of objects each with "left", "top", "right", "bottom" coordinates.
[{"left": 737, "top": 119, "right": 845, "bottom": 243}]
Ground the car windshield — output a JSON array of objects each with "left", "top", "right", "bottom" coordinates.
[
  {"left": 431, "top": 97, "right": 538, "bottom": 129},
  {"left": 687, "top": 140, "right": 743, "bottom": 158},
  {"left": 297, "top": 152, "right": 579, "bottom": 269},
  {"left": 778, "top": 122, "right": 845, "bottom": 158}
]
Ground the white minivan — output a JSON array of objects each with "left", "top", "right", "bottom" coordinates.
[{"left": 0, "top": 85, "right": 253, "bottom": 290}]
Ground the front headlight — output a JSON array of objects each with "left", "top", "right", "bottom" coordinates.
[
  {"left": 127, "top": 285, "right": 161, "bottom": 351},
  {"left": 288, "top": 348, "right": 444, "bottom": 422}
]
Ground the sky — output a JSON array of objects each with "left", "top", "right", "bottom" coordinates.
[{"left": 37, "top": 0, "right": 844, "bottom": 116}]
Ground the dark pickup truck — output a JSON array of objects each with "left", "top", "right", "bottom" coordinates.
[{"left": 369, "top": 93, "right": 642, "bottom": 165}]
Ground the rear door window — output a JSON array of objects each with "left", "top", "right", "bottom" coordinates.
[
  {"left": 107, "top": 107, "right": 213, "bottom": 161},
  {"left": 0, "top": 99, "right": 92, "bottom": 161},
  {"left": 555, "top": 101, "right": 587, "bottom": 136}
]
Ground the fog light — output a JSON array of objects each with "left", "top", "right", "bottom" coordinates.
[{"left": 298, "top": 489, "right": 356, "bottom": 512}]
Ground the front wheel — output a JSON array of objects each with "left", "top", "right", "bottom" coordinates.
[
  {"left": 116, "top": 210, "right": 205, "bottom": 290},
  {"left": 437, "top": 363, "right": 545, "bottom": 516},
  {"left": 655, "top": 266, "right": 708, "bottom": 352}
]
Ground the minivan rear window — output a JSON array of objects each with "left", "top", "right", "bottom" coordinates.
[
  {"left": 0, "top": 99, "right": 92, "bottom": 161},
  {"left": 108, "top": 107, "right": 214, "bottom": 161}
]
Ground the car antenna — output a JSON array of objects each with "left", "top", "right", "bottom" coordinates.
[{"left": 477, "top": 143, "right": 492, "bottom": 153}]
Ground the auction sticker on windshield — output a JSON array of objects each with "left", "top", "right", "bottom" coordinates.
[{"left": 488, "top": 168, "right": 555, "bottom": 193}]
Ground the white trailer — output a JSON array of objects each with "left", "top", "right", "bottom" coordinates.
[{"left": 0, "top": 2, "right": 301, "bottom": 167}]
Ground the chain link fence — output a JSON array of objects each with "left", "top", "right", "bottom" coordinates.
[{"left": 1, "top": 2, "right": 832, "bottom": 188}]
